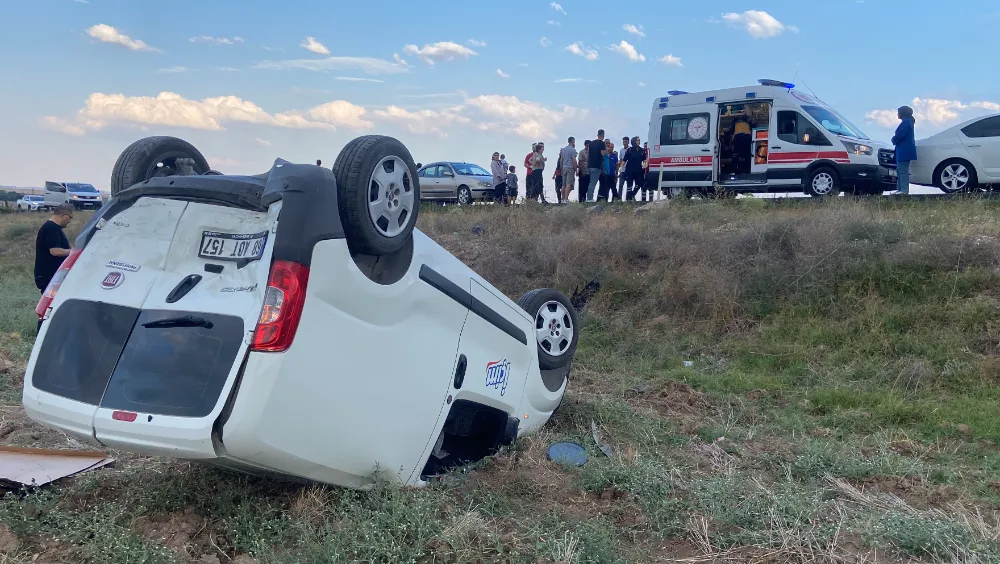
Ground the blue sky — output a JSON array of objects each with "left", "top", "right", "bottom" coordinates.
[{"left": 2, "top": 0, "right": 998, "bottom": 189}]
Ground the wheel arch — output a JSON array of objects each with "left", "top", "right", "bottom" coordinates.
[{"left": 804, "top": 159, "right": 844, "bottom": 182}]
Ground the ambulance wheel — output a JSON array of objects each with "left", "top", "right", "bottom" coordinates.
[
  {"left": 110, "top": 136, "right": 210, "bottom": 196},
  {"left": 805, "top": 167, "right": 841, "bottom": 197},
  {"left": 517, "top": 288, "right": 579, "bottom": 370},
  {"left": 332, "top": 135, "right": 420, "bottom": 256}
]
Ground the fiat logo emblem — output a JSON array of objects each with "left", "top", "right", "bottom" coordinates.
[{"left": 101, "top": 271, "right": 124, "bottom": 289}]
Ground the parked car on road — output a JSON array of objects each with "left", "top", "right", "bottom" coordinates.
[
  {"left": 24, "top": 134, "right": 577, "bottom": 490},
  {"left": 909, "top": 113, "right": 1000, "bottom": 193},
  {"left": 44, "top": 181, "right": 103, "bottom": 210},
  {"left": 17, "top": 194, "right": 44, "bottom": 211},
  {"left": 418, "top": 162, "right": 495, "bottom": 204}
]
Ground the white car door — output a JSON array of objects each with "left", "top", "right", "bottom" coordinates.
[
  {"left": 648, "top": 105, "right": 716, "bottom": 191},
  {"left": 959, "top": 116, "right": 1000, "bottom": 181},
  {"left": 770, "top": 108, "right": 846, "bottom": 187}
]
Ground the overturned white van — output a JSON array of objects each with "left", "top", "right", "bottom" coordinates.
[{"left": 23, "top": 135, "right": 578, "bottom": 489}]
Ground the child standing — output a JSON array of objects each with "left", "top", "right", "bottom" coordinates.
[{"left": 505, "top": 166, "right": 519, "bottom": 205}]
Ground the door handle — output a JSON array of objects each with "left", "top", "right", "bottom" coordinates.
[
  {"left": 701, "top": 149, "right": 711, "bottom": 152},
  {"left": 968, "top": 144, "right": 981, "bottom": 148},
  {"left": 772, "top": 146, "right": 782, "bottom": 149}
]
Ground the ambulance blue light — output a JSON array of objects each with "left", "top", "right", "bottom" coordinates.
[
  {"left": 659, "top": 97, "right": 668, "bottom": 103},
  {"left": 706, "top": 96, "right": 716, "bottom": 102},
  {"left": 746, "top": 92, "right": 756, "bottom": 99},
  {"left": 658, "top": 102, "right": 667, "bottom": 108},
  {"left": 758, "top": 79, "right": 796, "bottom": 89},
  {"left": 667, "top": 90, "right": 688, "bottom": 96}
]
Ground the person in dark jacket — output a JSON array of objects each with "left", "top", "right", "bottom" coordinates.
[
  {"left": 623, "top": 137, "right": 647, "bottom": 201},
  {"left": 891, "top": 105, "right": 917, "bottom": 195}
]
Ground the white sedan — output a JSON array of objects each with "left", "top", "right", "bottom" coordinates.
[{"left": 910, "top": 113, "right": 1000, "bottom": 193}]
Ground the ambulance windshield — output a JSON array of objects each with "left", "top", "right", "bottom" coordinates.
[{"left": 801, "top": 105, "right": 869, "bottom": 140}]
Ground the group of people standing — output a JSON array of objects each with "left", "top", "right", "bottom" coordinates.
[{"left": 490, "top": 129, "right": 655, "bottom": 205}]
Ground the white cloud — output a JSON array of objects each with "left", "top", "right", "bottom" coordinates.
[
  {"left": 335, "top": 76, "right": 384, "bottom": 83},
  {"left": 638, "top": 82, "right": 646, "bottom": 87},
  {"left": 467, "top": 39, "right": 487, "bottom": 47},
  {"left": 554, "top": 78, "right": 600, "bottom": 84},
  {"left": 518, "top": 62, "right": 529, "bottom": 67},
  {"left": 658, "top": 54, "right": 683, "bottom": 67},
  {"left": 86, "top": 24, "right": 160, "bottom": 52},
  {"left": 255, "top": 55, "right": 409, "bottom": 75},
  {"left": 157, "top": 66, "right": 187, "bottom": 73},
  {"left": 623, "top": 24, "right": 645, "bottom": 37},
  {"left": 402, "top": 42, "right": 477, "bottom": 64},
  {"left": 73, "top": 0, "right": 88, "bottom": 3},
  {"left": 547, "top": 20, "right": 562, "bottom": 27},
  {"left": 40, "top": 116, "right": 86, "bottom": 136},
  {"left": 373, "top": 105, "right": 469, "bottom": 136},
  {"left": 189, "top": 36, "right": 243, "bottom": 45},
  {"left": 865, "top": 98, "right": 1000, "bottom": 128},
  {"left": 550, "top": 2, "right": 567, "bottom": 15},
  {"left": 218, "top": 67, "right": 240, "bottom": 72},
  {"left": 464, "top": 94, "right": 587, "bottom": 140},
  {"left": 609, "top": 40, "right": 645, "bottom": 62},
  {"left": 540, "top": 37, "right": 552, "bottom": 47},
  {"left": 301, "top": 36, "right": 330, "bottom": 55},
  {"left": 255, "top": 138, "right": 271, "bottom": 147},
  {"left": 721, "top": 11, "right": 796, "bottom": 39},
  {"left": 43, "top": 92, "right": 380, "bottom": 134},
  {"left": 496, "top": 69, "right": 509, "bottom": 78},
  {"left": 305, "top": 100, "right": 375, "bottom": 130},
  {"left": 565, "top": 42, "right": 598, "bottom": 61}
]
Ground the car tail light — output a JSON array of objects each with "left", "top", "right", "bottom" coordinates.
[
  {"left": 35, "top": 248, "right": 83, "bottom": 318},
  {"left": 251, "top": 260, "right": 309, "bottom": 352}
]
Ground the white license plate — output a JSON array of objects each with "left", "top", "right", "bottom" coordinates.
[
  {"left": 199, "top": 230, "right": 268, "bottom": 261},
  {"left": 888, "top": 169, "right": 897, "bottom": 177}
]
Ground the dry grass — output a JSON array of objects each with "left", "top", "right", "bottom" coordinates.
[{"left": 2, "top": 198, "right": 1000, "bottom": 562}]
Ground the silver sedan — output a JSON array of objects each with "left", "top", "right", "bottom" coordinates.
[{"left": 417, "top": 162, "right": 495, "bottom": 204}]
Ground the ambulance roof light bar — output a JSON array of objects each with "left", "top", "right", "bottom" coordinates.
[{"left": 758, "top": 79, "right": 795, "bottom": 89}]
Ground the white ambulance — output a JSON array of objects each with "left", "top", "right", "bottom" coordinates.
[{"left": 646, "top": 79, "right": 897, "bottom": 197}]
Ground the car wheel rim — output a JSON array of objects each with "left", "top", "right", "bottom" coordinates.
[
  {"left": 941, "top": 164, "right": 969, "bottom": 191},
  {"left": 535, "top": 300, "right": 573, "bottom": 357},
  {"left": 368, "top": 155, "right": 414, "bottom": 238},
  {"left": 458, "top": 189, "right": 470, "bottom": 205},
  {"left": 812, "top": 172, "right": 835, "bottom": 195}
]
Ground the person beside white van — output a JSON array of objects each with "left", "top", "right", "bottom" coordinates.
[{"left": 891, "top": 106, "right": 917, "bottom": 195}]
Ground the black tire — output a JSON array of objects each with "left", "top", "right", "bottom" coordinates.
[
  {"left": 934, "top": 158, "right": 978, "bottom": 193},
  {"left": 332, "top": 135, "right": 420, "bottom": 256},
  {"left": 804, "top": 166, "right": 840, "bottom": 197},
  {"left": 110, "top": 136, "right": 210, "bottom": 196},
  {"left": 516, "top": 288, "right": 580, "bottom": 370},
  {"left": 457, "top": 185, "right": 472, "bottom": 205}
]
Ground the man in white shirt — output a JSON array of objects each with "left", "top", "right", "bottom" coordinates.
[{"left": 558, "top": 137, "right": 578, "bottom": 203}]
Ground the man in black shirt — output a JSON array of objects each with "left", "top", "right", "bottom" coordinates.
[
  {"left": 34, "top": 204, "right": 74, "bottom": 329},
  {"left": 586, "top": 129, "right": 607, "bottom": 201},
  {"left": 35, "top": 204, "right": 74, "bottom": 292}
]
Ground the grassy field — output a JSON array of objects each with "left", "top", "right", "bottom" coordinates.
[{"left": 1, "top": 197, "right": 1000, "bottom": 563}]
